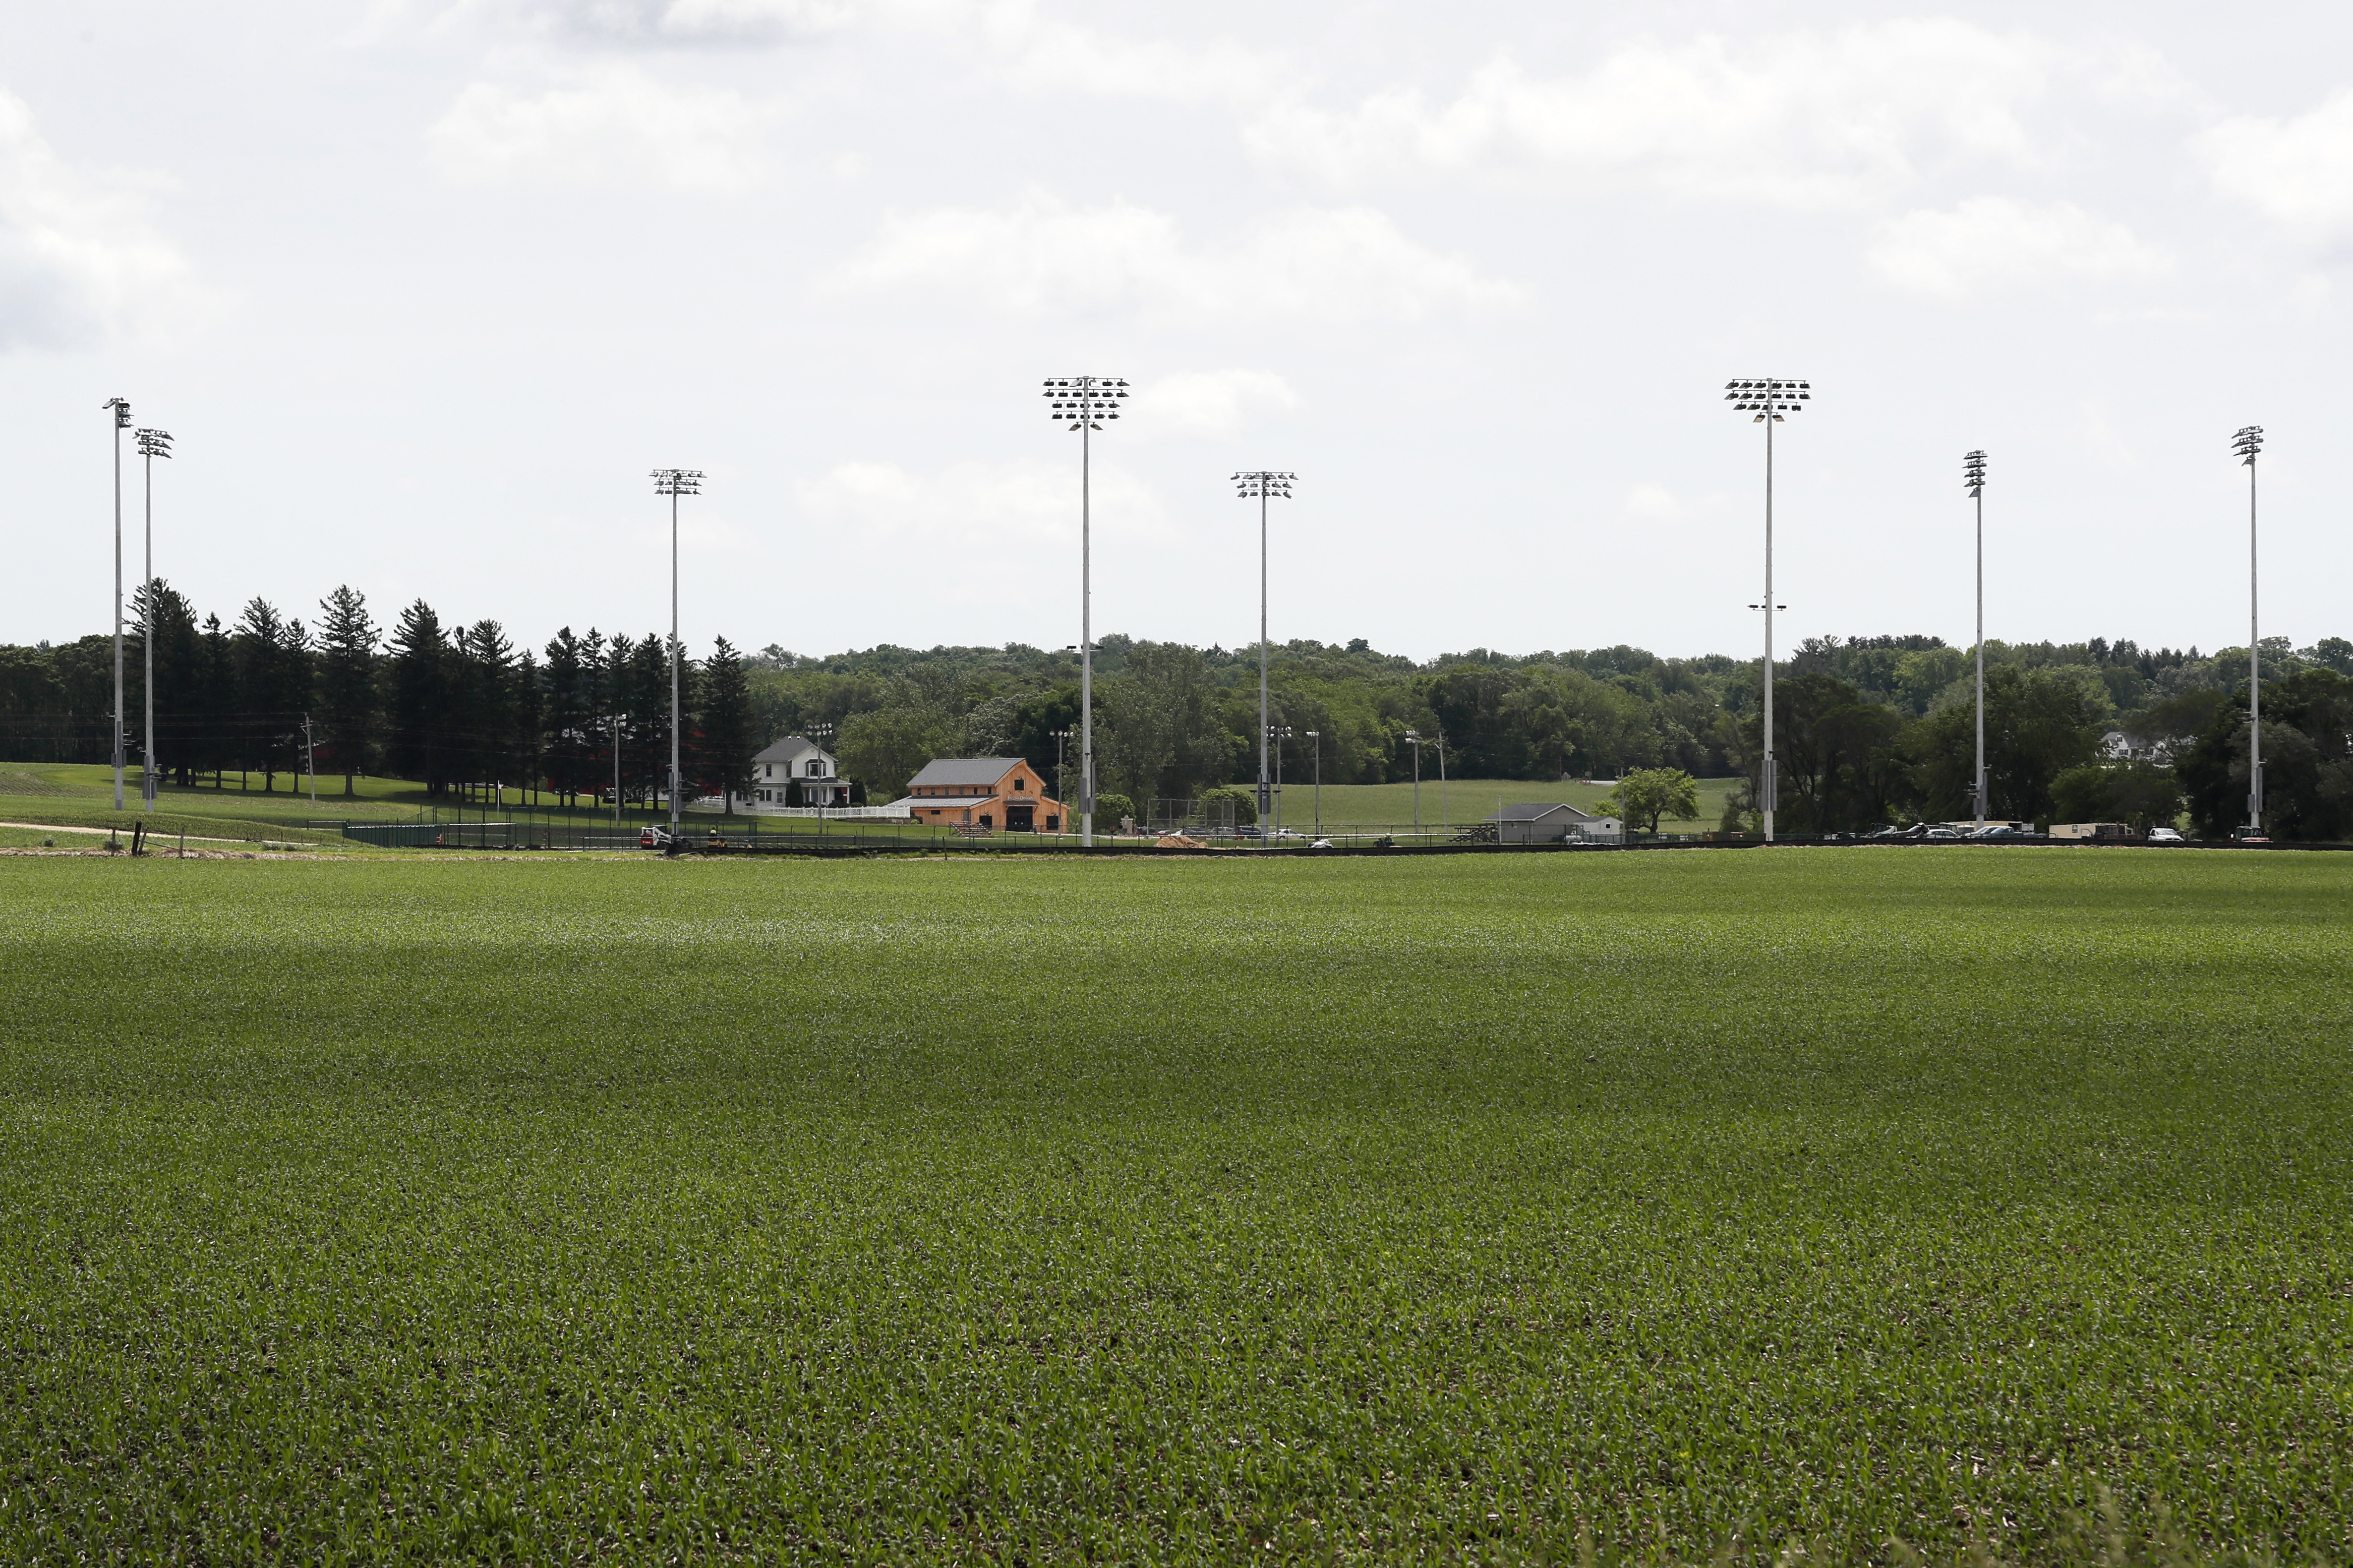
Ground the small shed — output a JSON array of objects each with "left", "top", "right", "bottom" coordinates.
[{"left": 1487, "top": 801, "right": 1623, "bottom": 845}]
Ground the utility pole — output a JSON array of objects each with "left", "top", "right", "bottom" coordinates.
[
  {"left": 1405, "top": 730, "right": 1422, "bottom": 831},
  {"left": 104, "top": 397, "right": 131, "bottom": 810},
  {"left": 1269, "top": 723, "right": 1292, "bottom": 833},
  {"left": 1305, "top": 729, "right": 1321, "bottom": 837},
  {"left": 2233, "top": 426, "right": 2265, "bottom": 835},
  {"left": 1047, "top": 378, "right": 1127, "bottom": 848},
  {"left": 1725, "top": 379, "right": 1809, "bottom": 842},
  {"left": 1051, "top": 728, "right": 1072, "bottom": 833},
  {"left": 303, "top": 713, "right": 318, "bottom": 806},
  {"left": 1964, "top": 450, "right": 1988, "bottom": 826}
]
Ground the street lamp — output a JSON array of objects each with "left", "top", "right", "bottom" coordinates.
[
  {"left": 136, "top": 428, "right": 172, "bottom": 812},
  {"left": 1303, "top": 729, "right": 1321, "bottom": 837},
  {"left": 652, "top": 468, "right": 702, "bottom": 840},
  {"left": 1046, "top": 376, "right": 1128, "bottom": 848},
  {"left": 2233, "top": 425, "right": 2265, "bottom": 835},
  {"left": 1725, "top": 377, "right": 1809, "bottom": 842},
  {"left": 1964, "top": 448, "right": 1988, "bottom": 827},
  {"left": 1268, "top": 723, "right": 1293, "bottom": 833},
  {"left": 1404, "top": 729, "right": 1422, "bottom": 831},
  {"left": 104, "top": 397, "right": 131, "bottom": 810},
  {"left": 1233, "top": 470, "right": 1295, "bottom": 824}
]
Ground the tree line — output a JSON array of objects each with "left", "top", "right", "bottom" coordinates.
[
  {"left": 0, "top": 584, "right": 755, "bottom": 808},
  {"left": 4, "top": 585, "right": 2349, "bottom": 835}
]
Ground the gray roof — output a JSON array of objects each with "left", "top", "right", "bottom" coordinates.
[
  {"left": 1486, "top": 801, "right": 1601, "bottom": 823},
  {"left": 905, "top": 757, "right": 1026, "bottom": 790},
  {"left": 887, "top": 794, "right": 999, "bottom": 809},
  {"left": 755, "top": 735, "right": 835, "bottom": 764}
]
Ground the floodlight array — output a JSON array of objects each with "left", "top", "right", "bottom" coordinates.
[
  {"left": 137, "top": 428, "right": 173, "bottom": 461},
  {"left": 1724, "top": 378, "right": 1810, "bottom": 422},
  {"left": 2232, "top": 425, "right": 2264, "bottom": 465},
  {"left": 652, "top": 468, "right": 703, "bottom": 496},
  {"left": 1963, "top": 449, "right": 1986, "bottom": 496},
  {"left": 1044, "top": 377, "right": 1128, "bottom": 430},
  {"left": 1232, "top": 470, "right": 1295, "bottom": 499}
]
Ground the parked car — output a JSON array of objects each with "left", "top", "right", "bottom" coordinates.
[
  {"left": 2148, "top": 826, "right": 2186, "bottom": 843},
  {"left": 2230, "top": 826, "right": 2272, "bottom": 845},
  {"left": 1973, "top": 825, "right": 2042, "bottom": 841},
  {"left": 1922, "top": 826, "right": 1965, "bottom": 839}
]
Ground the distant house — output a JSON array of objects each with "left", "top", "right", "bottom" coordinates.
[
  {"left": 891, "top": 757, "right": 1064, "bottom": 833},
  {"left": 737, "top": 736, "right": 850, "bottom": 811},
  {"left": 1486, "top": 801, "right": 1623, "bottom": 845},
  {"left": 2102, "top": 729, "right": 2172, "bottom": 764}
]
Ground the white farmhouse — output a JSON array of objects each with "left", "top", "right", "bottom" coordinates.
[
  {"left": 1485, "top": 801, "right": 1624, "bottom": 845},
  {"left": 737, "top": 735, "right": 850, "bottom": 811}
]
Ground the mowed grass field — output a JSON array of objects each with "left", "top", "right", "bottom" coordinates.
[
  {"left": 1272, "top": 777, "right": 1741, "bottom": 829},
  {"left": 2, "top": 849, "right": 2349, "bottom": 1562}
]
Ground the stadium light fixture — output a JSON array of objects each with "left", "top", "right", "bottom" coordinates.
[
  {"left": 1046, "top": 376, "right": 1127, "bottom": 847},
  {"left": 1233, "top": 471, "right": 1295, "bottom": 827},
  {"left": 1724, "top": 378, "right": 1809, "bottom": 842},
  {"left": 103, "top": 397, "right": 131, "bottom": 809},
  {"left": 136, "top": 427, "right": 172, "bottom": 813},
  {"left": 652, "top": 468, "right": 702, "bottom": 841},
  {"left": 2232, "top": 425, "right": 2265, "bottom": 835},
  {"left": 1963, "top": 449, "right": 1988, "bottom": 827}
]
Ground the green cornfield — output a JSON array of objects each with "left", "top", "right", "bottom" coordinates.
[{"left": 1, "top": 847, "right": 2347, "bottom": 1563}]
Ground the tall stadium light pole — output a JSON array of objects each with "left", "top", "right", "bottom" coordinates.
[
  {"left": 2233, "top": 425, "right": 2265, "bottom": 834},
  {"left": 1964, "top": 449, "right": 1988, "bottom": 827},
  {"left": 1725, "top": 379, "right": 1808, "bottom": 842},
  {"left": 104, "top": 397, "right": 131, "bottom": 810},
  {"left": 1046, "top": 377, "right": 1128, "bottom": 848},
  {"left": 1405, "top": 729, "right": 1422, "bottom": 830},
  {"left": 136, "top": 428, "right": 172, "bottom": 812},
  {"left": 652, "top": 469, "right": 702, "bottom": 839},
  {"left": 1233, "top": 471, "right": 1295, "bottom": 824}
]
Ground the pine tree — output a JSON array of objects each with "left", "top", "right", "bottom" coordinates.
[
  {"left": 133, "top": 579, "right": 200, "bottom": 785},
  {"left": 196, "top": 614, "right": 233, "bottom": 787},
  {"left": 386, "top": 600, "right": 446, "bottom": 795},
  {"left": 513, "top": 649, "right": 544, "bottom": 807},
  {"left": 316, "top": 586, "right": 379, "bottom": 797},
  {"left": 697, "top": 636, "right": 754, "bottom": 815},
  {"left": 542, "top": 628, "right": 591, "bottom": 807},
  {"left": 453, "top": 621, "right": 515, "bottom": 805},
  {"left": 232, "top": 599, "right": 290, "bottom": 791}
]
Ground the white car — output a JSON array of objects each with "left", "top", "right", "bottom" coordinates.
[{"left": 2148, "top": 826, "right": 2185, "bottom": 843}]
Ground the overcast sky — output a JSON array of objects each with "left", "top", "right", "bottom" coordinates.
[{"left": 5, "top": 1, "right": 2349, "bottom": 662}]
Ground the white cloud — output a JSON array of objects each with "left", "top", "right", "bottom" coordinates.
[
  {"left": 0, "top": 91, "right": 188, "bottom": 352},
  {"left": 1248, "top": 21, "right": 2086, "bottom": 209},
  {"left": 417, "top": 0, "right": 855, "bottom": 46},
  {"left": 837, "top": 194, "right": 1518, "bottom": 320},
  {"left": 428, "top": 63, "right": 778, "bottom": 188},
  {"left": 797, "top": 458, "right": 1169, "bottom": 604},
  {"left": 1866, "top": 197, "right": 2168, "bottom": 301},
  {"left": 2196, "top": 91, "right": 2353, "bottom": 235},
  {"left": 1128, "top": 370, "right": 1299, "bottom": 438},
  {"left": 962, "top": 0, "right": 1276, "bottom": 103}
]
